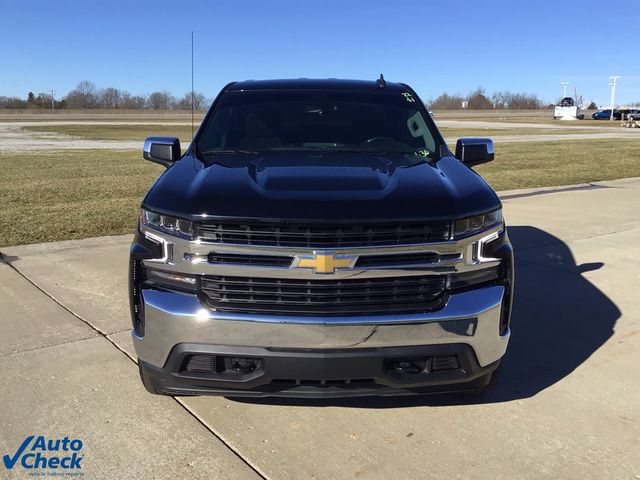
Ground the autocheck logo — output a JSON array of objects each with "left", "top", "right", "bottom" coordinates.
[{"left": 3, "top": 435, "right": 84, "bottom": 472}]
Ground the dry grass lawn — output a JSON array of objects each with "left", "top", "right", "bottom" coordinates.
[
  {"left": 0, "top": 139, "right": 638, "bottom": 247},
  {"left": 475, "top": 139, "right": 640, "bottom": 191},
  {"left": 23, "top": 124, "right": 194, "bottom": 144},
  {"left": 0, "top": 150, "right": 162, "bottom": 247},
  {"left": 438, "top": 128, "right": 597, "bottom": 138}
]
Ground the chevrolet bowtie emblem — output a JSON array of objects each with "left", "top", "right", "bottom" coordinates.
[{"left": 293, "top": 252, "right": 357, "bottom": 274}]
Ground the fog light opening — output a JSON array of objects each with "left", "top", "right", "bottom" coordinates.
[
  {"left": 226, "top": 357, "right": 261, "bottom": 374},
  {"left": 391, "top": 358, "right": 428, "bottom": 375}
]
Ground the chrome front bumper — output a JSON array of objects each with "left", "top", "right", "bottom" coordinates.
[{"left": 133, "top": 284, "right": 510, "bottom": 369}]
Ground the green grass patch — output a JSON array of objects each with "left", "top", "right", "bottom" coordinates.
[
  {"left": 1, "top": 139, "right": 639, "bottom": 247},
  {"left": 23, "top": 124, "right": 195, "bottom": 144}
]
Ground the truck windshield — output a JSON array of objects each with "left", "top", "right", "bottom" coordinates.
[{"left": 197, "top": 90, "right": 438, "bottom": 156}]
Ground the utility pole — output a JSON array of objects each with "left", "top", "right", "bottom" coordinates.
[
  {"left": 561, "top": 82, "right": 570, "bottom": 98},
  {"left": 50, "top": 89, "right": 55, "bottom": 110},
  {"left": 609, "top": 76, "right": 620, "bottom": 121}
]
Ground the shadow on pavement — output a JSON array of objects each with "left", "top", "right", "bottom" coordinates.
[{"left": 228, "top": 226, "right": 621, "bottom": 408}]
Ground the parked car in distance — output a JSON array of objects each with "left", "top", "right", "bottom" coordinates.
[
  {"left": 559, "top": 97, "right": 575, "bottom": 106},
  {"left": 592, "top": 109, "right": 621, "bottom": 120}
]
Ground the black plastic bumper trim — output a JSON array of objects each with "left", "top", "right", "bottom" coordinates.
[{"left": 139, "top": 343, "right": 499, "bottom": 398}]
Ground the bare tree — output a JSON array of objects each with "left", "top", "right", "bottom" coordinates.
[
  {"left": 65, "top": 81, "right": 99, "bottom": 108},
  {"left": 99, "top": 87, "right": 124, "bottom": 108},
  {"left": 119, "top": 93, "right": 147, "bottom": 109},
  {"left": 147, "top": 91, "right": 176, "bottom": 110},
  {"left": 466, "top": 88, "right": 493, "bottom": 110},
  {"left": 427, "top": 93, "right": 465, "bottom": 110},
  {"left": 491, "top": 91, "right": 509, "bottom": 109},
  {"left": 174, "top": 91, "right": 209, "bottom": 110},
  {"left": 132, "top": 95, "right": 148, "bottom": 109},
  {"left": 496, "top": 91, "right": 543, "bottom": 109},
  {"left": 0, "top": 96, "right": 27, "bottom": 109},
  {"left": 430, "top": 88, "right": 545, "bottom": 111}
]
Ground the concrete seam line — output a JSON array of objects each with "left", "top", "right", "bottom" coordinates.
[
  {"left": 1, "top": 254, "right": 270, "bottom": 480},
  {"left": 1, "top": 255, "right": 128, "bottom": 352},
  {"left": 0, "top": 334, "right": 101, "bottom": 359},
  {"left": 174, "top": 399, "right": 272, "bottom": 480},
  {"left": 573, "top": 226, "right": 640, "bottom": 240},
  {"left": 497, "top": 176, "right": 640, "bottom": 200},
  {"left": 516, "top": 258, "right": 591, "bottom": 277},
  {"left": 511, "top": 225, "right": 640, "bottom": 255},
  {"left": 499, "top": 184, "right": 608, "bottom": 200},
  {"left": 1, "top": 255, "right": 111, "bottom": 336}
]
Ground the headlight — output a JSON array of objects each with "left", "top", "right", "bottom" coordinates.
[
  {"left": 448, "top": 266, "right": 501, "bottom": 289},
  {"left": 143, "top": 267, "right": 197, "bottom": 292},
  {"left": 454, "top": 209, "right": 502, "bottom": 238},
  {"left": 140, "top": 209, "right": 194, "bottom": 239}
]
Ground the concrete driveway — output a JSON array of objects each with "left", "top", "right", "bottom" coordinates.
[{"left": 1, "top": 178, "right": 639, "bottom": 479}]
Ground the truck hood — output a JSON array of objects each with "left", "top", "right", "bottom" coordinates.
[{"left": 142, "top": 152, "right": 500, "bottom": 222}]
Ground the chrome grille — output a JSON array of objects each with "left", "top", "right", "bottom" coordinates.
[
  {"left": 208, "top": 252, "right": 292, "bottom": 266},
  {"left": 203, "top": 251, "right": 460, "bottom": 269},
  {"left": 354, "top": 252, "right": 460, "bottom": 268}
]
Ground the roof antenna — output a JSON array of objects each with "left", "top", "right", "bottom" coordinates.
[
  {"left": 376, "top": 73, "right": 386, "bottom": 89},
  {"left": 191, "top": 30, "right": 195, "bottom": 140}
]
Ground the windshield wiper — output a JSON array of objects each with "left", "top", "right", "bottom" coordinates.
[
  {"left": 199, "top": 149, "right": 260, "bottom": 155},
  {"left": 325, "top": 149, "right": 424, "bottom": 155},
  {"left": 266, "top": 146, "right": 416, "bottom": 154}
]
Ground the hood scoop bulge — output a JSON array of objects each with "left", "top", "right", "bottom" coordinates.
[{"left": 248, "top": 156, "right": 395, "bottom": 192}]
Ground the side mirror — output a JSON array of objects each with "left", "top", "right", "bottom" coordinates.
[
  {"left": 143, "top": 137, "right": 181, "bottom": 167},
  {"left": 455, "top": 138, "right": 494, "bottom": 167}
]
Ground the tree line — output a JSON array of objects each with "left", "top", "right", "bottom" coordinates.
[
  {"left": 428, "top": 88, "right": 550, "bottom": 110},
  {"left": 0, "top": 81, "right": 210, "bottom": 110},
  {"left": 0, "top": 82, "right": 617, "bottom": 110},
  {"left": 427, "top": 87, "right": 549, "bottom": 110}
]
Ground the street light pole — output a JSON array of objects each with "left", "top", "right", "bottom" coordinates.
[
  {"left": 609, "top": 76, "right": 620, "bottom": 121},
  {"left": 561, "top": 82, "right": 569, "bottom": 98},
  {"left": 50, "top": 90, "right": 55, "bottom": 110}
]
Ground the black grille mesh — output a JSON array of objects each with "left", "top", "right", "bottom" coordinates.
[
  {"left": 201, "top": 275, "right": 447, "bottom": 316},
  {"left": 197, "top": 222, "right": 451, "bottom": 247}
]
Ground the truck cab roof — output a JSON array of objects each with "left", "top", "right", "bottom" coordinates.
[{"left": 227, "top": 78, "right": 409, "bottom": 92}]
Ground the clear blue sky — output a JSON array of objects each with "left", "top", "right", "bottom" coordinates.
[{"left": 1, "top": 0, "right": 639, "bottom": 106}]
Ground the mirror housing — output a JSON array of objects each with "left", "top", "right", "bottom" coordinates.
[
  {"left": 143, "top": 137, "right": 181, "bottom": 167},
  {"left": 455, "top": 138, "right": 494, "bottom": 167}
]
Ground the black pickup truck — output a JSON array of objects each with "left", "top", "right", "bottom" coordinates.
[{"left": 129, "top": 78, "right": 514, "bottom": 398}]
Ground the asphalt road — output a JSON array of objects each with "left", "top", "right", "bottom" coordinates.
[{"left": 1, "top": 178, "right": 639, "bottom": 479}]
